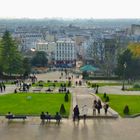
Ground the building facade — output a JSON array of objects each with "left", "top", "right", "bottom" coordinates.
[
  {"left": 13, "top": 32, "right": 43, "bottom": 51},
  {"left": 55, "top": 40, "right": 76, "bottom": 67},
  {"left": 36, "top": 41, "right": 56, "bottom": 64},
  {"left": 36, "top": 41, "right": 56, "bottom": 53}
]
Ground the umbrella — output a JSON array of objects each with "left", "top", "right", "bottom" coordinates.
[{"left": 80, "top": 65, "right": 99, "bottom": 72}]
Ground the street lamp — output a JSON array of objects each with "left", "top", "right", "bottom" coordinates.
[{"left": 122, "top": 62, "right": 127, "bottom": 90}]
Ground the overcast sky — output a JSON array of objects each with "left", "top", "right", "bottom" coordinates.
[{"left": 0, "top": 0, "right": 139, "bottom": 19}]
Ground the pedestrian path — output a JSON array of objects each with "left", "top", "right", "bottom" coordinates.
[
  {"left": 71, "top": 87, "right": 118, "bottom": 118},
  {"left": 0, "top": 85, "right": 16, "bottom": 95},
  {"left": 99, "top": 86, "right": 140, "bottom": 95},
  {"left": 0, "top": 72, "right": 119, "bottom": 119}
]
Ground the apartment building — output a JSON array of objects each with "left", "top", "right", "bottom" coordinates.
[{"left": 55, "top": 39, "right": 76, "bottom": 67}]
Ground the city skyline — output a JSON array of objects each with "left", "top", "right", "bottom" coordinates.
[{"left": 0, "top": 0, "right": 140, "bottom": 19}]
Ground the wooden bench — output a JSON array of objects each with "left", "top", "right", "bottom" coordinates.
[
  {"left": 45, "top": 88, "right": 53, "bottom": 93},
  {"left": 59, "top": 88, "right": 67, "bottom": 93},
  {"left": 5, "top": 115, "right": 27, "bottom": 120},
  {"left": 33, "top": 89, "right": 42, "bottom": 92},
  {"left": 19, "top": 88, "right": 28, "bottom": 92}
]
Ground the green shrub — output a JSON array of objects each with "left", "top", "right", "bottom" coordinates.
[
  {"left": 103, "top": 93, "right": 107, "bottom": 98},
  {"left": 68, "top": 81, "right": 71, "bottom": 87},
  {"left": 123, "top": 105, "right": 129, "bottom": 115},
  {"left": 105, "top": 96, "right": 110, "bottom": 102},
  {"left": 64, "top": 93, "right": 69, "bottom": 102},
  {"left": 82, "top": 71, "right": 89, "bottom": 79},
  {"left": 38, "top": 80, "right": 44, "bottom": 83},
  {"left": 133, "top": 84, "right": 140, "bottom": 88},
  {"left": 60, "top": 104, "right": 66, "bottom": 114},
  {"left": 84, "top": 76, "right": 120, "bottom": 80},
  {"left": 87, "top": 81, "right": 90, "bottom": 85}
]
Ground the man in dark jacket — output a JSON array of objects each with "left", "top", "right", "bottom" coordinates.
[{"left": 73, "top": 105, "right": 80, "bottom": 121}]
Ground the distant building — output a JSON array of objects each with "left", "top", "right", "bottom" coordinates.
[
  {"left": 84, "top": 38, "right": 105, "bottom": 64},
  {"left": 46, "top": 34, "right": 56, "bottom": 42},
  {"left": 13, "top": 32, "right": 43, "bottom": 51},
  {"left": 36, "top": 41, "right": 56, "bottom": 53},
  {"left": 36, "top": 41, "right": 56, "bottom": 64},
  {"left": 75, "top": 35, "right": 85, "bottom": 46},
  {"left": 55, "top": 39, "right": 76, "bottom": 67},
  {"left": 131, "top": 24, "right": 140, "bottom": 35},
  {"left": 129, "top": 25, "right": 140, "bottom": 42}
]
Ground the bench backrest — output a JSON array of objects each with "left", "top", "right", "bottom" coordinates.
[{"left": 5, "top": 115, "right": 13, "bottom": 119}]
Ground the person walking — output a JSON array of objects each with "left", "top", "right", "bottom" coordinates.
[
  {"left": 75, "top": 81, "right": 78, "bottom": 86},
  {"left": 0, "top": 83, "right": 2, "bottom": 92},
  {"left": 93, "top": 100, "right": 97, "bottom": 115},
  {"left": 97, "top": 99, "right": 102, "bottom": 114},
  {"left": 3, "top": 83, "right": 6, "bottom": 91},
  {"left": 40, "top": 112, "right": 45, "bottom": 124},
  {"left": 73, "top": 105, "right": 80, "bottom": 121},
  {"left": 103, "top": 103, "right": 109, "bottom": 114}
]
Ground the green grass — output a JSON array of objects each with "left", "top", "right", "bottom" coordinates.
[
  {"left": 127, "top": 88, "right": 140, "bottom": 91},
  {"left": 98, "top": 94, "right": 140, "bottom": 116},
  {"left": 0, "top": 93, "right": 71, "bottom": 116},
  {"left": 87, "top": 82, "right": 123, "bottom": 87},
  {"left": 33, "top": 81, "right": 70, "bottom": 87},
  {"left": 2, "top": 81, "right": 15, "bottom": 85}
]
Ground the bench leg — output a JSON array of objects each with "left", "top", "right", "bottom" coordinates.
[
  {"left": 56, "top": 120, "right": 60, "bottom": 125},
  {"left": 46, "top": 119, "right": 51, "bottom": 123},
  {"left": 41, "top": 119, "right": 45, "bottom": 125},
  {"left": 8, "top": 118, "right": 11, "bottom": 121}
]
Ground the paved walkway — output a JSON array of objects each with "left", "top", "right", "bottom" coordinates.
[
  {"left": 0, "top": 84, "right": 17, "bottom": 95},
  {"left": 99, "top": 85, "right": 140, "bottom": 95},
  {"left": 71, "top": 86, "right": 118, "bottom": 118},
  {"left": 70, "top": 74, "right": 118, "bottom": 118},
  {"left": 0, "top": 117, "right": 140, "bottom": 140}
]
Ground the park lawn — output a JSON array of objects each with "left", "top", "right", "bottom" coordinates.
[
  {"left": 126, "top": 88, "right": 140, "bottom": 91},
  {"left": 98, "top": 94, "right": 140, "bottom": 117},
  {"left": 87, "top": 82, "right": 123, "bottom": 87},
  {"left": 0, "top": 93, "right": 71, "bottom": 116},
  {"left": 33, "top": 81, "right": 70, "bottom": 87}
]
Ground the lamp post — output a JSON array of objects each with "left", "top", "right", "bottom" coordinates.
[{"left": 122, "top": 62, "right": 127, "bottom": 90}]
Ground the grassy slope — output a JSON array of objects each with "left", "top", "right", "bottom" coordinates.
[
  {"left": 87, "top": 82, "right": 123, "bottom": 87},
  {"left": 0, "top": 93, "right": 71, "bottom": 116},
  {"left": 127, "top": 88, "right": 140, "bottom": 91},
  {"left": 98, "top": 94, "right": 140, "bottom": 116}
]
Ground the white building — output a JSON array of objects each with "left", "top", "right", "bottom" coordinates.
[
  {"left": 55, "top": 39, "right": 76, "bottom": 67},
  {"left": 131, "top": 24, "right": 140, "bottom": 35},
  {"left": 36, "top": 41, "right": 56, "bottom": 53},
  {"left": 13, "top": 32, "right": 43, "bottom": 51},
  {"left": 36, "top": 41, "right": 56, "bottom": 64}
]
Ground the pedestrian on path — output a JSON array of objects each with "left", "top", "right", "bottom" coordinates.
[
  {"left": 61, "top": 72, "right": 63, "bottom": 77},
  {"left": 75, "top": 81, "right": 78, "bottom": 86},
  {"left": 93, "top": 100, "right": 97, "bottom": 115},
  {"left": 73, "top": 105, "right": 80, "bottom": 121},
  {"left": 79, "top": 80, "right": 82, "bottom": 86},
  {"left": 103, "top": 103, "right": 109, "bottom": 114},
  {"left": 40, "top": 112, "right": 45, "bottom": 124},
  {"left": 0, "top": 83, "right": 2, "bottom": 92},
  {"left": 2, "top": 82, "right": 6, "bottom": 92},
  {"left": 96, "top": 99, "right": 102, "bottom": 114}
]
